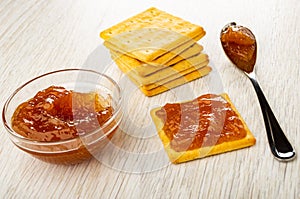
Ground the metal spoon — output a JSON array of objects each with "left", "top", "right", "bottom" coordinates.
[{"left": 220, "top": 22, "right": 296, "bottom": 161}]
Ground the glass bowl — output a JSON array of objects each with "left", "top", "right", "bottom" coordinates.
[{"left": 2, "top": 69, "right": 122, "bottom": 164}]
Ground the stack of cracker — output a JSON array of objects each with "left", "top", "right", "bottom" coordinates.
[{"left": 100, "top": 7, "right": 211, "bottom": 96}]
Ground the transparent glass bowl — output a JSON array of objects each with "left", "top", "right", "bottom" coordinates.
[{"left": 2, "top": 69, "right": 122, "bottom": 164}]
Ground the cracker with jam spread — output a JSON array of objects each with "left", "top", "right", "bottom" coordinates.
[{"left": 150, "top": 93, "right": 256, "bottom": 163}]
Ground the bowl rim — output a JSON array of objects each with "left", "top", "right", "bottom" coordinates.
[{"left": 2, "top": 68, "right": 122, "bottom": 145}]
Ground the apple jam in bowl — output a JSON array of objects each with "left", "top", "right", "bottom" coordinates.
[{"left": 2, "top": 69, "right": 122, "bottom": 164}]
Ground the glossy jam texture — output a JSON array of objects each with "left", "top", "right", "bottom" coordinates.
[
  {"left": 155, "top": 94, "right": 247, "bottom": 152},
  {"left": 221, "top": 25, "right": 256, "bottom": 72},
  {"left": 11, "top": 86, "right": 114, "bottom": 142}
]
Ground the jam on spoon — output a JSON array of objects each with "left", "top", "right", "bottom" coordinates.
[{"left": 220, "top": 22, "right": 296, "bottom": 161}]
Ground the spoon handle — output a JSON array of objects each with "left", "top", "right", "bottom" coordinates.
[{"left": 248, "top": 74, "right": 296, "bottom": 161}]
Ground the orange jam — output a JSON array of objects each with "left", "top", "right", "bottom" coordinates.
[
  {"left": 221, "top": 26, "right": 256, "bottom": 72},
  {"left": 155, "top": 94, "right": 247, "bottom": 152},
  {"left": 11, "top": 86, "right": 116, "bottom": 164}
]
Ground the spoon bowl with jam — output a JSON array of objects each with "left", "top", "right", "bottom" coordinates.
[{"left": 220, "top": 22, "right": 296, "bottom": 161}]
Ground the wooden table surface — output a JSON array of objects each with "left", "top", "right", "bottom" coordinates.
[{"left": 1, "top": 0, "right": 299, "bottom": 198}]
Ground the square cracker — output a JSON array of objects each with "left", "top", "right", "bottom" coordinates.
[
  {"left": 105, "top": 34, "right": 203, "bottom": 67},
  {"left": 100, "top": 7, "right": 205, "bottom": 40},
  {"left": 100, "top": 7, "right": 205, "bottom": 62},
  {"left": 142, "top": 66, "right": 211, "bottom": 90},
  {"left": 140, "top": 68, "right": 211, "bottom": 96},
  {"left": 113, "top": 52, "right": 208, "bottom": 85},
  {"left": 130, "top": 66, "right": 211, "bottom": 91},
  {"left": 115, "top": 54, "right": 210, "bottom": 90},
  {"left": 150, "top": 94, "right": 256, "bottom": 163},
  {"left": 121, "top": 67, "right": 211, "bottom": 97}
]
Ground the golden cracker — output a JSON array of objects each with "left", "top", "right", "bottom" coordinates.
[
  {"left": 107, "top": 38, "right": 203, "bottom": 69},
  {"left": 142, "top": 66, "right": 211, "bottom": 90},
  {"left": 112, "top": 51, "right": 209, "bottom": 83},
  {"left": 100, "top": 7, "right": 205, "bottom": 40},
  {"left": 100, "top": 7, "right": 205, "bottom": 61},
  {"left": 105, "top": 32, "right": 203, "bottom": 65},
  {"left": 140, "top": 67, "right": 211, "bottom": 97},
  {"left": 115, "top": 54, "right": 209, "bottom": 85}
]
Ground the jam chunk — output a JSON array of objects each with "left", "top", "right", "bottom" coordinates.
[
  {"left": 11, "top": 86, "right": 113, "bottom": 142},
  {"left": 221, "top": 26, "right": 256, "bottom": 72}
]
